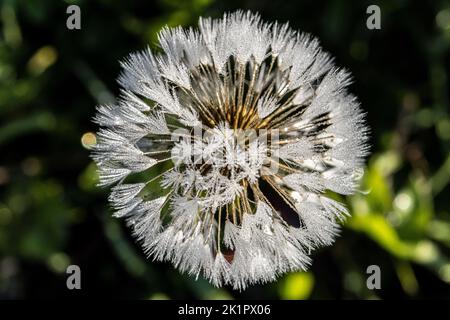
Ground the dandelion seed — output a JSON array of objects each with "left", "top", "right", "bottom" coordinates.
[{"left": 92, "top": 10, "right": 369, "bottom": 290}]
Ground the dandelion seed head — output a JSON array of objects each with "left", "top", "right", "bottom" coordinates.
[{"left": 92, "top": 10, "right": 369, "bottom": 290}]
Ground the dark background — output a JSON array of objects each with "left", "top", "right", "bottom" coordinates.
[{"left": 0, "top": 0, "right": 449, "bottom": 299}]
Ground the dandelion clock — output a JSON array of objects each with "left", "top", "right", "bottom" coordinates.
[{"left": 91, "top": 11, "right": 369, "bottom": 290}]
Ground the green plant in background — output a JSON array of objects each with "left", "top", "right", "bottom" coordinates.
[{"left": 0, "top": 0, "right": 449, "bottom": 299}]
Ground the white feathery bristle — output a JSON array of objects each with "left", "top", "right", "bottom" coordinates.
[{"left": 92, "top": 10, "right": 369, "bottom": 290}]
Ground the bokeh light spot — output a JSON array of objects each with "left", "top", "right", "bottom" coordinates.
[
  {"left": 436, "top": 9, "right": 450, "bottom": 30},
  {"left": 394, "top": 192, "right": 413, "bottom": 212},
  {"left": 81, "top": 132, "right": 97, "bottom": 149},
  {"left": 27, "top": 46, "right": 58, "bottom": 75},
  {"left": 47, "top": 253, "right": 70, "bottom": 274}
]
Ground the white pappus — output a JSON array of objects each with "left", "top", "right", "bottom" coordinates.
[{"left": 91, "top": 10, "right": 369, "bottom": 290}]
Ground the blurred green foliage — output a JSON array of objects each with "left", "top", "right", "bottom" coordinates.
[{"left": 0, "top": 0, "right": 449, "bottom": 299}]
